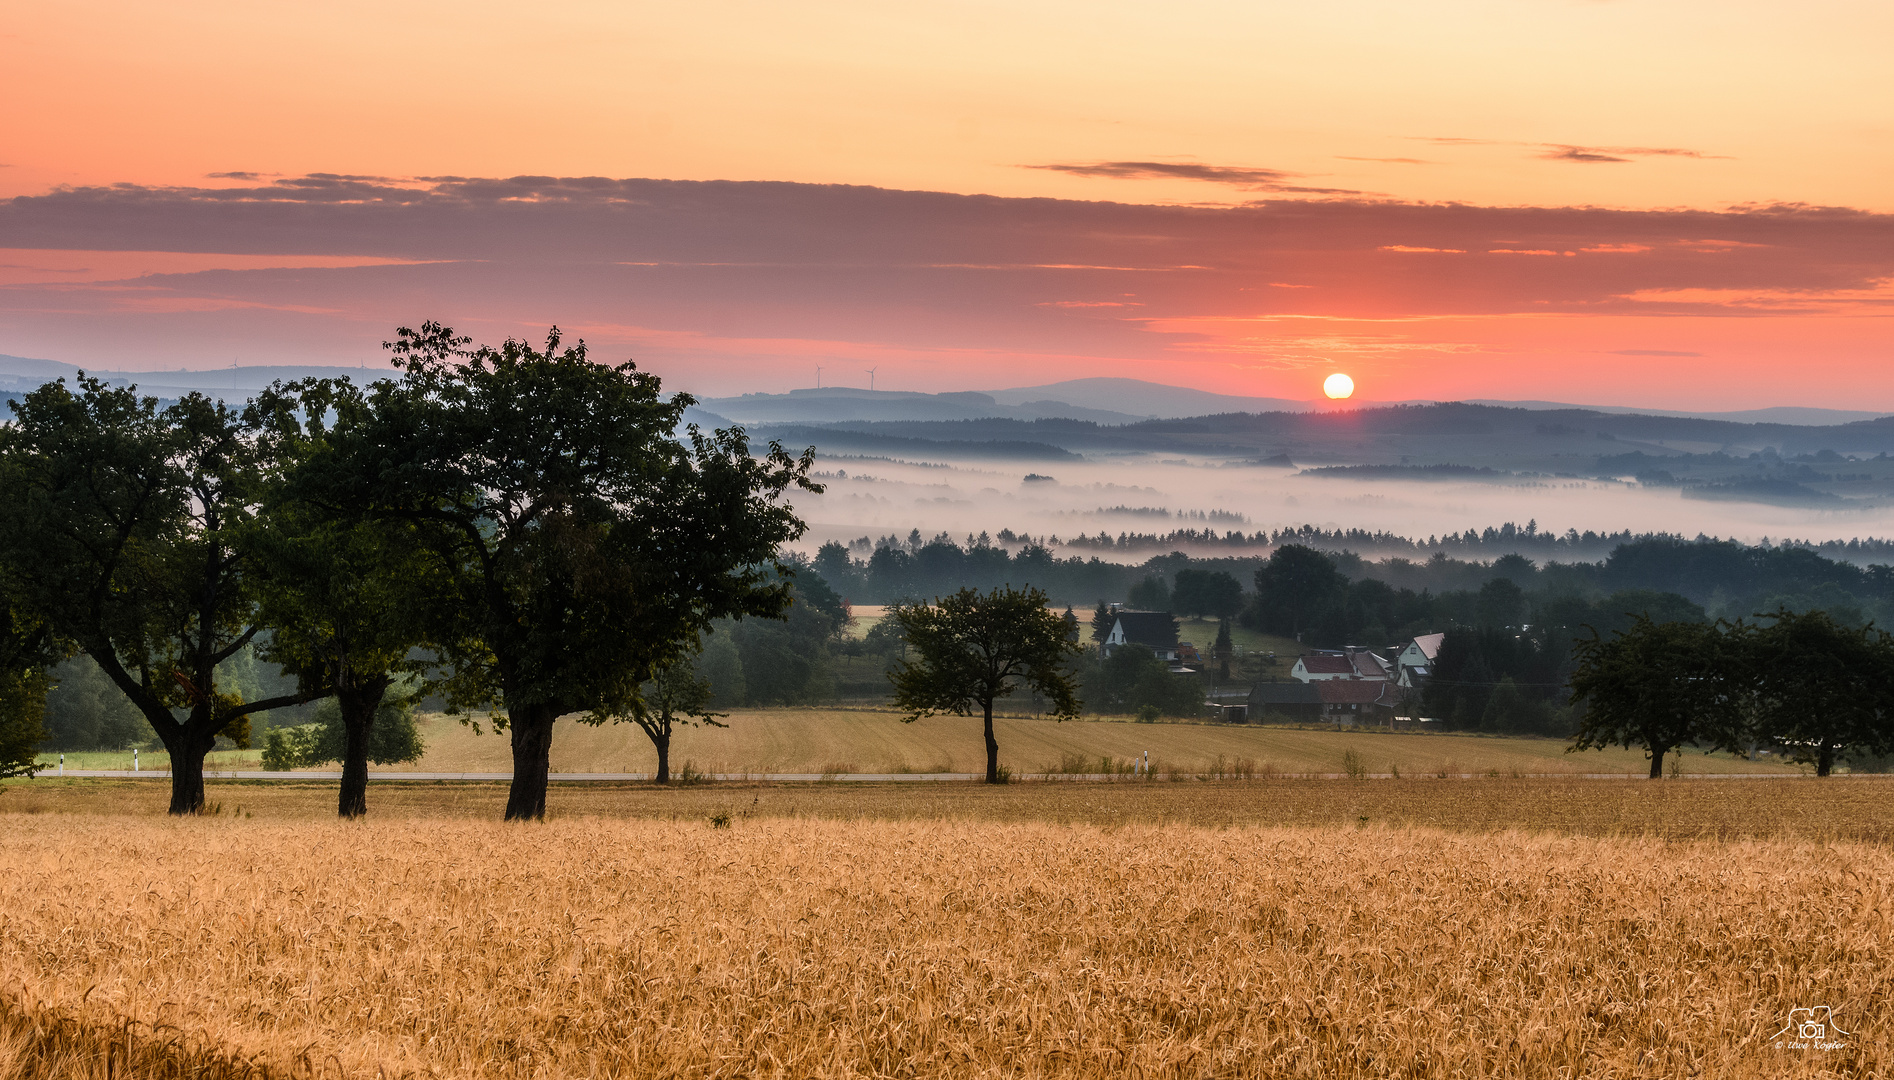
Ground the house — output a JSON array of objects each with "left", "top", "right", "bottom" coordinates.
[
  {"left": 1289, "top": 648, "right": 1393, "bottom": 683},
  {"left": 1103, "top": 610, "right": 1182, "bottom": 661},
  {"left": 1248, "top": 679, "right": 1407, "bottom": 726},
  {"left": 1395, "top": 633, "right": 1445, "bottom": 688}
]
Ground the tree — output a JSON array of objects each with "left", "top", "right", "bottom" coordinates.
[
  {"left": 311, "top": 323, "right": 816, "bottom": 820},
  {"left": 627, "top": 653, "right": 724, "bottom": 783},
  {"left": 1172, "top": 568, "right": 1244, "bottom": 619},
  {"left": 1089, "top": 645, "right": 1201, "bottom": 719},
  {"left": 1213, "top": 618, "right": 1234, "bottom": 681},
  {"left": 1251, "top": 544, "right": 1346, "bottom": 638},
  {"left": 1567, "top": 616, "right": 1744, "bottom": 779},
  {"left": 0, "top": 594, "right": 62, "bottom": 777},
  {"left": 1742, "top": 609, "right": 1894, "bottom": 777},
  {"left": 0, "top": 378, "right": 310, "bottom": 813},
  {"left": 1127, "top": 575, "right": 1170, "bottom": 611},
  {"left": 1090, "top": 601, "right": 1114, "bottom": 643},
  {"left": 248, "top": 379, "right": 447, "bottom": 817},
  {"left": 889, "top": 585, "right": 1084, "bottom": 782}
]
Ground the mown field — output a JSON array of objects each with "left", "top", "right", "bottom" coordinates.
[
  {"left": 385, "top": 708, "right": 1805, "bottom": 778},
  {"left": 39, "top": 707, "right": 1809, "bottom": 777},
  {"left": 1, "top": 794, "right": 1886, "bottom": 1078}
]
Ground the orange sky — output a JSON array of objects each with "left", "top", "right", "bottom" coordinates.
[{"left": 3, "top": 0, "right": 1891, "bottom": 407}]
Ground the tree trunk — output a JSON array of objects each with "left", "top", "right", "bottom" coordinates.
[
  {"left": 161, "top": 722, "right": 217, "bottom": 815},
  {"left": 1648, "top": 747, "right": 1665, "bottom": 779},
  {"left": 1817, "top": 742, "right": 1835, "bottom": 778},
  {"left": 654, "top": 727, "right": 671, "bottom": 784},
  {"left": 505, "top": 702, "right": 559, "bottom": 820},
  {"left": 335, "top": 678, "right": 390, "bottom": 818},
  {"left": 983, "top": 699, "right": 1000, "bottom": 783}
]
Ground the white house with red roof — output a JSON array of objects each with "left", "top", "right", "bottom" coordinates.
[
  {"left": 1396, "top": 633, "right": 1445, "bottom": 688},
  {"left": 1289, "top": 648, "right": 1393, "bottom": 683}
]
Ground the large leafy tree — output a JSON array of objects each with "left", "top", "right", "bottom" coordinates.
[
  {"left": 1567, "top": 616, "right": 1745, "bottom": 779},
  {"left": 889, "top": 585, "right": 1084, "bottom": 783},
  {"left": 1742, "top": 608, "right": 1894, "bottom": 777},
  {"left": 247, "top": 379, "right": 449, "bottom": 817},
  {"left": 1172, "top": 568, "right": 1244, "bottom": 619},
  {"left": 310, "top": 323, "right": 816, "bottom": 820},
  {"left": 0, "top": 378, "right": 310, "bottom": 813},
  {"left": 1250, "top": 544, "right": 1346, "bottom": 639}
]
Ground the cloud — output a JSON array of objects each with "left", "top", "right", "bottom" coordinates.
[
  {"left": 1024, "top": 161, "right": 1363, "bottom": 195},
  {"left": 1608, "top": 349, "right": 1702, "bottom": 357},
  {"left": 1540, "top": 144, "right": 1731, "bottom": 164},
  {"left": 1, "top": 175, "right": 1891, "bottom": 397}
]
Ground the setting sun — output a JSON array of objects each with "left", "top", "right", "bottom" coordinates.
[{"left": 1324, "top": 373, "right": 1355, "bottom": 400}]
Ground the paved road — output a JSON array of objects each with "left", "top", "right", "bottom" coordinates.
[{"left": 32, "top": 769, "right": 1829, "bottom": 782}]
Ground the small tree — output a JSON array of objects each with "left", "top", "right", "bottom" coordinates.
[
  {"left": 1213, "top": 618, "right": 1234, "bottom": 681},
  {"left": 1743, "top": 609, "right": 1894, "bottom": 777},
  {"left": 627, "top": 653, "right": 724, "bottom": 784},
  {"left": 1567, "top": 615, "right": 1743, "bottom": 778},
  {"left": 889, "top": 585, "right": 1084, "bottom": 783}
]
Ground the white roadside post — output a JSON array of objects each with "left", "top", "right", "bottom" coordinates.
[
  {"left": 133, "top": 748, "right": 138, "bottom": 773},
  {"left": 59, "top": 753, "right": 64, "bottom": 775}
]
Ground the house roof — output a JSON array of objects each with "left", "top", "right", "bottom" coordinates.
[
  {"left": 1408, "top": 633, "right": 1445, "bottom": 661},
  {"left": 1296, "top": 650, "right": 1392, "bottom": 679},
  {"left": 1113, "top": 611, "right": 1179, "bottom": 648},
  {"left": 1297, "top": 653, "right": 1357, "bottom": 674}
]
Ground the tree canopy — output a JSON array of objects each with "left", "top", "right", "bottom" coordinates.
[
  {"left": 889, "top": 585, "right": 1083, "bottom": 783},
  {"left": 0, "top": 377, "right": 310, "bottom": 812},
  {"left": 1567, "top": 616, "right": 1746, "bottom": 778},
  {"left": 304, "top": 323, "right": 818, "bottom": 819}
]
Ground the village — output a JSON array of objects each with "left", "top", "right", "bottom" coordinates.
[{"left": 1094, "top": 603, "right": 1441, "bottom": 728}]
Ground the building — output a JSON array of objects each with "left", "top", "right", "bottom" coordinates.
[
  {"left": 1289, "top": 648, "right": 1393, "bottom": 683},
  {"left": 1248, "top": 679, "right": 1407, "bottom": 726},
  {"left": 1102, "top": 610, "right": 1182, "bottom": 661},
  {"left": 1395, "top": 633, "right": 1445, "bottom": 688}
]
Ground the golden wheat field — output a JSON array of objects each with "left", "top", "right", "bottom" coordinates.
[{"left": 2, "top": 784, "right": 1889, "bottom": 1078}]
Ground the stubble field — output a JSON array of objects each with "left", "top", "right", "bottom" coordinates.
[{"left": 3, "top": 778, "right": 1890, "bottom": 1077}]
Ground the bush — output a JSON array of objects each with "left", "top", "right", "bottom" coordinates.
[{"left": 259, "top": 694, "right": 424, "bottom": 770}]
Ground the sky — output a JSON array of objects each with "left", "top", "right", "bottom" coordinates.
[{"left": 3, "top": 0, "right": 1891, "bottom": 408}]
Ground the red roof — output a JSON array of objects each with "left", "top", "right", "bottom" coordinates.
[{"left": 1298, "top": 654, "right": 1356, "bottom": 674}]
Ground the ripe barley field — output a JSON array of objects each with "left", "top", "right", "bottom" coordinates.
[{"left": 2, "top": 784, "right": 1890, "bottom": 1077}]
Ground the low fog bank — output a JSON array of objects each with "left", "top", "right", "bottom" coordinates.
[{"left": 784, "top": 453, "right": 1894, "bottom": 566}]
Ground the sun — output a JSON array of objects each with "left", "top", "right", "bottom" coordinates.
[{"left": 1323, "top": 372, "right": 1355, "bottom": 399}]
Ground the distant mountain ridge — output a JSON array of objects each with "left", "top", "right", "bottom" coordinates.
[{"left": 2, "top": 355, "right": 1887, "bottom": 427}]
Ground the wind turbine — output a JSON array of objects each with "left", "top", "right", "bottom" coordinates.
[{"left": 866, "top": 367, "right": 878, "bottom": 392}]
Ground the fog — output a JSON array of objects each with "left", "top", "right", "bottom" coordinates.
[{"left": 787, "top": 452, "right": 1894, "bottom": 561}]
